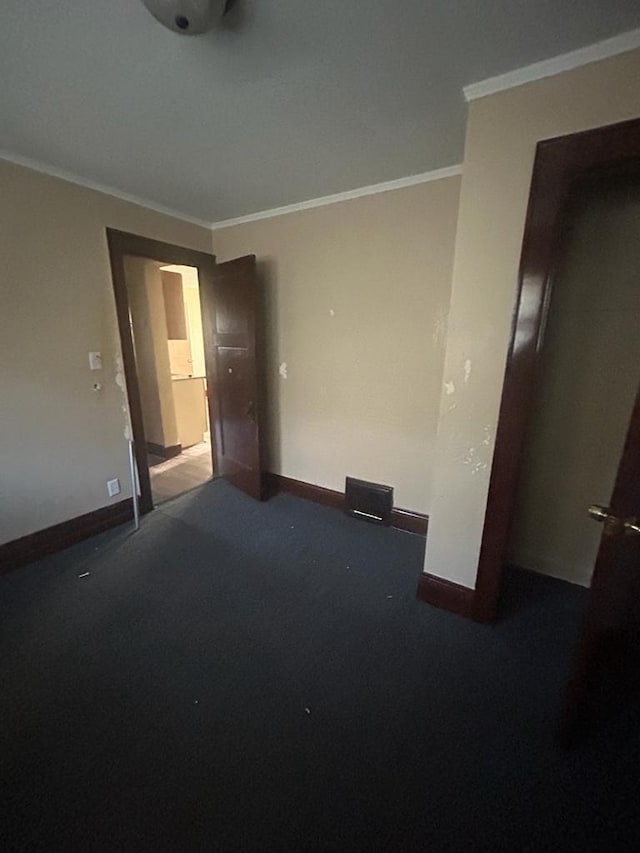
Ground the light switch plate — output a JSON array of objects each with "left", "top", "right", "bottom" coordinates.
[
  {"left": 89, "top": 351, "right": 103, "bottom": 371},
  {"left": 107, "top": 478, "right": 121, "bottom": 497}
]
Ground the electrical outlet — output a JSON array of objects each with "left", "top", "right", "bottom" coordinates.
[{"left": 107, "top": 478, "right": 121, "bottom": 497}]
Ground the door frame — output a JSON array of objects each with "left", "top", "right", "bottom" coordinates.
[
  {"left": 473, "top": 117, "right": 640, "bottom": 624},
  {"left": 106, "top": 228, "right": 217, "bottom": 514}
]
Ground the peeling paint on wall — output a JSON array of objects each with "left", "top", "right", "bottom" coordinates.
[
  {"left": 114, "top": 353, "right": 132, "bottom": 440},
  {"left": 463, "top": 443, "right": 489, "bottom": 475},
  {"left": 329, "top": 308, "right": 335, "bottom": 317},
  {"left": 463, "top": 359, "right": 472, "bottom": 383},
  {"left": 279, "top": 362, "right": 288, "bottom": 379},
  {"left": 114, "top": 353, "right": 125, "bottom": 389},
  {"left": 432, "top": 305, "right": 448, "bottom": 347},
  {"left": 123, "top": 409, "right": 132, "bottom": 441},
  {"left": 444, "top": 380, "right": 455, "bottom": 395},
  {"left": 471, "top": 461, "right": 488, "bottom": 475},
  {"left": 482, "top": 425, "right": 491, "bottom": 446}
]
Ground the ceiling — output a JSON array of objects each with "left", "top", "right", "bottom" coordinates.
[{"left": 2, "top": 1, "right": 640, "bottom": 223}]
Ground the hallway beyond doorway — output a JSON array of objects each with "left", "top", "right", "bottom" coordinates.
[{"left": 149, "top": 439, "right": 213, "bottom": 504}]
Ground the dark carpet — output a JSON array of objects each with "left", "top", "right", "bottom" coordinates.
[{"left": 1, "top": 480, "right": 639, "bottom": 852}]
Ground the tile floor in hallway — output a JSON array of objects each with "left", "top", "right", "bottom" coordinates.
[{"left": 149, "top": 441, "right": 213, "bottom": 504}]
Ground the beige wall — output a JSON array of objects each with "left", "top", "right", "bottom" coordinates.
[
  {"left": 126, "top": 258, "right": 180, "bottom": 449},
  {"left": 5, "top": 45, "right": 639, "bottom": 556},
  {"left": 509, "top": 185, "right": 640, "bottom": 586},
  {"left": 212, "top": 177, "right": 461, "bottom": 513},
  {"left": 424, "top": 47, "right": 640, "bottom": 588},
  {"left": 0, "top": 160, "right": 210, "bottom": 545}
]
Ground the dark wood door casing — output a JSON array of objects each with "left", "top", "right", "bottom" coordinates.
[
  {"left": 473, "top": 117, "right": 640, "bottom": 624},
  {"left": 107, "top": 229, "right": 216, "bottom": 514}
]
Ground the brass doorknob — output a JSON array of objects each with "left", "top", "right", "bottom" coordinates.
[
  {"left": 588, "top": 505, "right": 611, "bottom": 523},
  {"left": 588, "top": 505, "right": 640, "bottom": 535}
]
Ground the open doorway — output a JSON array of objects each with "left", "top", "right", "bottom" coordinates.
[
  {"left": 107, "top": 230, "right": 218, "bottom": 513},
  {"left": 108, "top": 230, "right": 264, "bottom": 514},
  {"left": 507, "top": 179, "right": 640, "bottom": 590},
  {"left": 474, "top": 118, "right": 640, "bottom": 624},
  {"left": 505, "top": 178, "right": 640, "bottom": 741},
  {"left": 124, "top": 258, "right": 213, "bottom": 505},
  {"left": 471, "top": 119, "right": 640, "bottom": 740}
]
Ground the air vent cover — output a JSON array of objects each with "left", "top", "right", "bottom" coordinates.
[{"left": 345, "top": 477, "right": 393, "bottom": 526}]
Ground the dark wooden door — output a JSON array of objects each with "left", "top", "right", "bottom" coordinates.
[
  {"left": 561, "top": 383, "right": 640, "bottom": 743},
  {"left": 199, "top": 255, "right": 263, "bottom": 500}
]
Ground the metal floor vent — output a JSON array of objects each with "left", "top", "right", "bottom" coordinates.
[{"left": 345, "top": 477, "right": 393, "bottom": 526}]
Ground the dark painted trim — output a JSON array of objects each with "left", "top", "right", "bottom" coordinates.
[
  {"left": 390, "top": 507, "right": 429, "bottom": 537},
  {"left": 264, "top": 473, "right": 428, "bottom": 536},
  {"left": 106, "top": 229, "right": 214, "bottom": 269},
  {"left": 106, "top": 228, "right": 217, "bottom": 514},
  {"left": 147, "top": 442, "right": 182, "bottom": 460},
  {"left": 416, "top": 572, "right": 475, "bottom": 619},
  {"left": 475, "top": 116, "right": 640, "bottom": 625},
  {"left": 265, "top": 473, "right": 343, "bottom": 510},
  {"left": 0, "top": 499, "right": 134, "bottom": 574}
]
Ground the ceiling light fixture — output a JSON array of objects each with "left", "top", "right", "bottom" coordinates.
[{"left": 141, "top": 0, "right": 232, "bottom": 35}]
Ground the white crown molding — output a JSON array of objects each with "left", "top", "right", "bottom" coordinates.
[
  {"left": 2, "top": 149, "right": 461, "bottom": 232},
  {"left": 0, "top": 150, "right": 213, "bottom": 229},
  {"left": 210, "top": 165, "right": 463, "bottom": 230},
  {"left": 3, "top": 28, "right": 639, "bottom": 229},
  {"left": 464, "top": 26, "right": 640, "bottom": 102}
]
